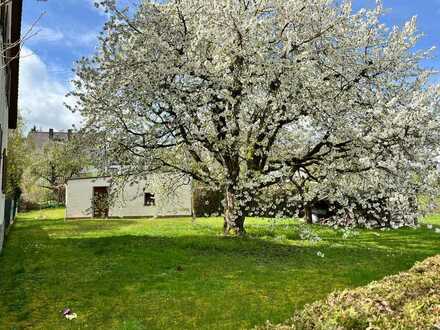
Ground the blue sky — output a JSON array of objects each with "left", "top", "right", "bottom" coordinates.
[
  {"left": 18, "top": 0, "right": 440, "bottom": 131},
  {"left": 19, "top": 0, "right": 107, "bottom": 130}
]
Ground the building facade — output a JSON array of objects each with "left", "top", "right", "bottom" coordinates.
[
  {"left": 0, "top": 0, "right": 23, "bottom": 253},
  {"left": 65, "top": 175, "right": 192, "bottom": 219}
]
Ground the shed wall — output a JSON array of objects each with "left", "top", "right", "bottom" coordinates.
[{"left": 65, "top": 176, "right": 192, "bottom": 219}]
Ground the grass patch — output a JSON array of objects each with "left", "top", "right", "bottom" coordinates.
[
  {"left": 0, "top": 208, "right": 439, "bottom": 329},
  {"left": 260, "top": 255, "right": 440, "bottom": 329},
  {"left": 422, "top": 214, "right": 440, "bottom": 226}
]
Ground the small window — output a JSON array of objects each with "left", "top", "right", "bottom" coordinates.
[{"left": 144, "top": 193, "right": 155, "bottom": 206}]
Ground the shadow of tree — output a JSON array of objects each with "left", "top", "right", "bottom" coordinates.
[{"left": 0, "top": 217, "right": 438, "bottom": 330}]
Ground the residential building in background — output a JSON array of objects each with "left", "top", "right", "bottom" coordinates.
[
  {"left": 27, "top": 127, "right": 73, "bottom": 151},
  {"left": 0, "top": 0, "right": 23, "bottom": 253}
]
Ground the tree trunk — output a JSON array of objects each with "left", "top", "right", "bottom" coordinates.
[
  {"left": 223, "top": 187, "right": 245, "bottom": 236},
  {"left": 304, "top": 205, "right": 313, "bottom": 224},
  {"left": 58, "top": 186, "right": 66, "bottom": 205}
]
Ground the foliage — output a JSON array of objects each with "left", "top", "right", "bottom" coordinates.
[
  {"left": 192, "top": 184, "right": 224, "bottom": 217},
  {"left": 5, "top": 114, "right": 29, "bottom": 200},
  {"left": 20, "top": 167, "right": 53, "bottom": 206},
  {"left": 0, "top": 208, "right": 439, "bottom": 329},
  {"left": 259, "top": 255, "right": 440, "bottom": 330},
  {"left": 27, "top": 136, "right": 90, "bottom": 204},
  {"left": 71, "top": 0, "right": 440, "bottom": 234}
]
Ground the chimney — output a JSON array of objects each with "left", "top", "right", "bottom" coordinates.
[
  {"left": 67, "top": 129, "right": 72, "bottom": 141},
  {"left": 49, "top": 128, "right": 54, "bottom": 140}
]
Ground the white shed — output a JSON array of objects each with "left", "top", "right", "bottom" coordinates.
[{"left": 65, "top": 176, "right": 192, "bottom": 219}]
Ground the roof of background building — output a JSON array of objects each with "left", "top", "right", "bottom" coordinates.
[{"left": 27, "top": 128, "right": 72, "bottom": 150}]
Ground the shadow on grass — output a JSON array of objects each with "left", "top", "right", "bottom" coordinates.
[{"left": 1, "top": 217, "right": 439, "bottom": 330}]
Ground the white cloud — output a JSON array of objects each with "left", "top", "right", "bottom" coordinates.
[
  {"left": 77, "top": 30, "right": 99, "bottom": 45},
  {"left": 23, "top": 25, "right": 64, "bottom": 44},
  {"left": 18, "top": 47, "right": 82, "bottom": 131},
  {"left": 66, "top": 30, "right": 100, "bottom": 48},
  {"left": 23, "top": 22, "right": 99, "bottom": 49}
]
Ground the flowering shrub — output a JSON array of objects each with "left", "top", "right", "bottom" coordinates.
[{"left": 322, "top": 193, "right": 419, "bottom": 229}]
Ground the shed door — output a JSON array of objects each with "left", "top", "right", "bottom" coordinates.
[{"left": 93, "top": 187, "right": 109, "bottom": 218}]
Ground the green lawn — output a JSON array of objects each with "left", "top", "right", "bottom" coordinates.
[
  {"left": 0, "top": 209, "right": 439, "bottom": 330},
  {"left": 422, "top": 213, "right": 440, "bottom": 226}
]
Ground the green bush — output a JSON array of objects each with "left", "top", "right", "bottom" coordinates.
[
  {"left": 259, "top": 255, "right": 440, "bottom": 330},
  {"left": 193, "top": 186, "right": 224, "bottom": 217},
  {"left": 18, "top": 198, "right": 64, "bottom": 212}
]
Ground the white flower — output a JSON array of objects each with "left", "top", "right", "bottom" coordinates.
[{"left": 70, "top": 0, "right": 440, "bottom": 233}]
